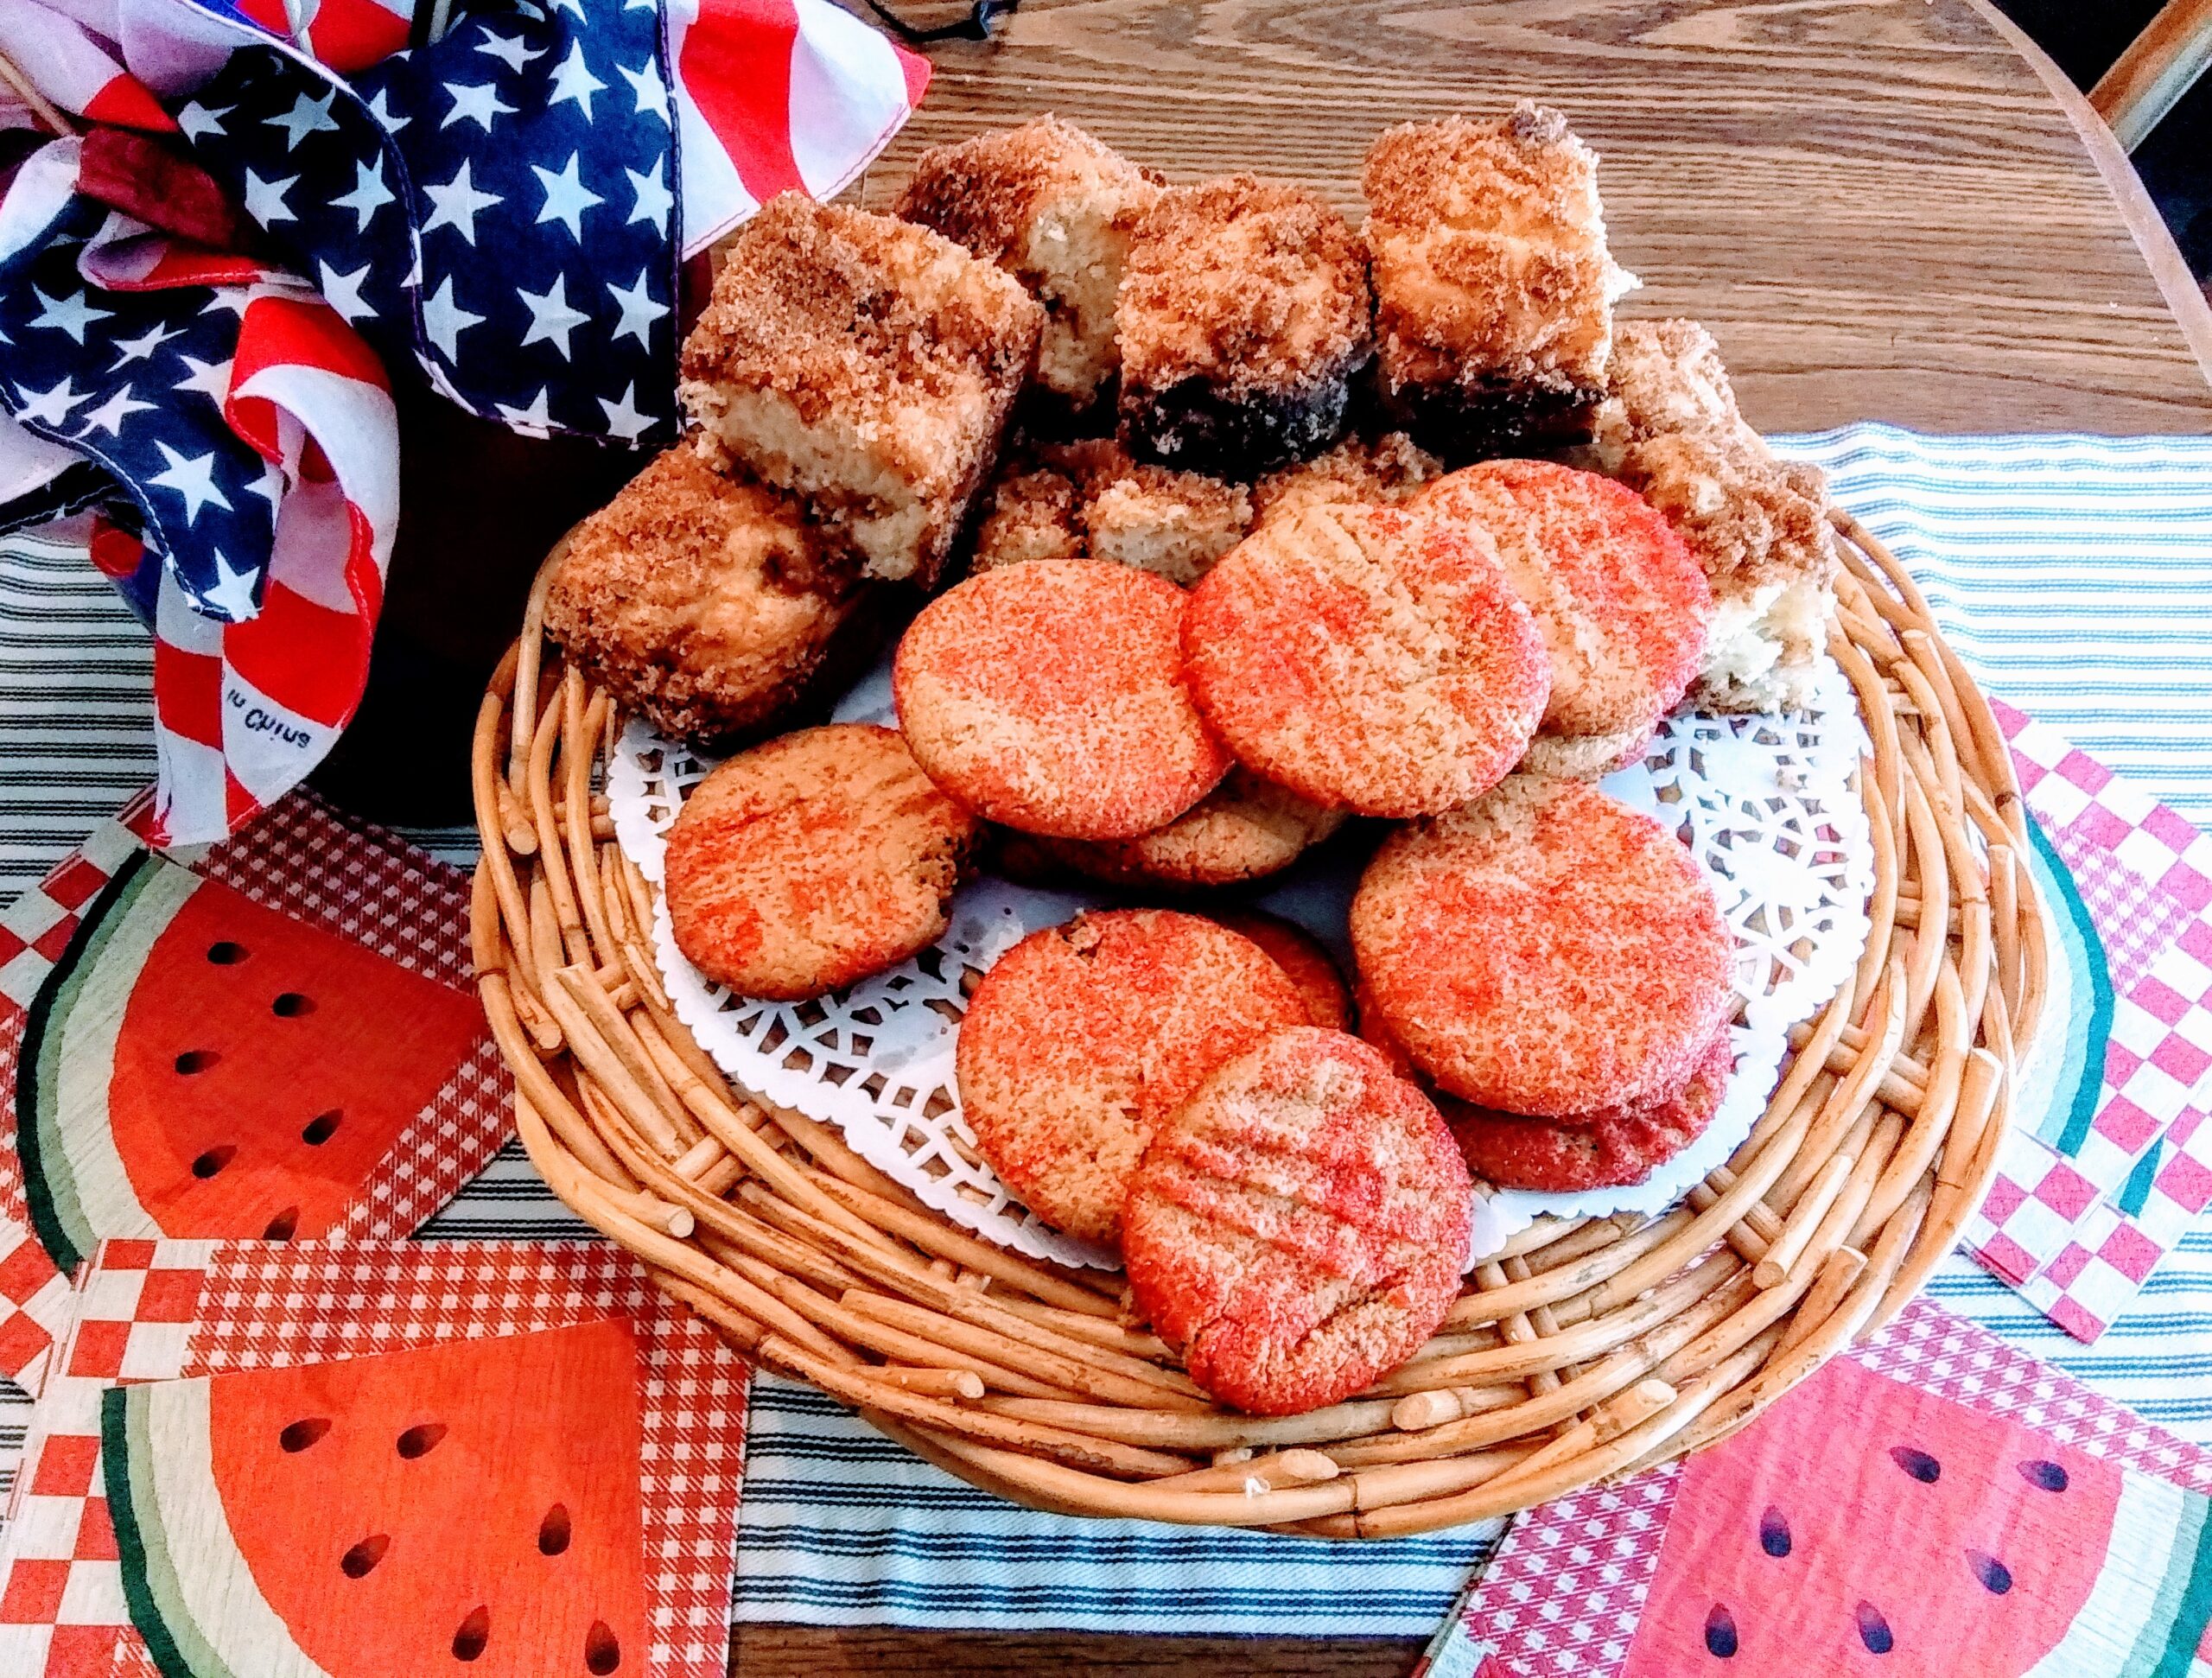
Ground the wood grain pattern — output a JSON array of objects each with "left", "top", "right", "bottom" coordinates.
[
  {"left": 733, "top": 1625, "right": 1428, "bottom": 1675},
  {"left": 858, "top": 0, "right": 2212, "bottom": 435},
  {"left": 735, "top": 5, "right": 2206, "bottom": 1674}
]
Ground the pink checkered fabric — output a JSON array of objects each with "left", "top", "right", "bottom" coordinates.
[
  {"left": 1423, "top": 1296, "right": 2212, "bottom": 1678},
  {"left": 0, "top": 1239, "right": 746, "bottom": 1678},
  {"left": 0, "top": 789, "right": 512, "bottom": 1391},
  {"left": 1962, "top": 700, "right": 2212, "bottom": 1342}
]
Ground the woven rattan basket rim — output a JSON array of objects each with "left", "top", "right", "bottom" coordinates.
[{"left": 467, "top": 510, "right": 2043, "bottom": 1536}]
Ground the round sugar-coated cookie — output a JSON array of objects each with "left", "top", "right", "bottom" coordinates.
[
  {"left": 956, "top": 909, "right": 1308, "bottom": 1246},
  {"left": 1351, "top": 774, "right": 1735, "bottom": 1116},
  {"left": 1182, "top": 502, "right": 1549, "bottom": 817},
  {"left": 1214, "top": 910, "right": 1353, "bottom": 1032},
  {"left": 1352, "top": 978, "right": 1421, "bottom": 1082},
  {"left": 664, "top": 724, "right": 982, "bottom": 1001},
  {"left": 1414, "top": 461, "right": 1711, "bottom": 742},
  {"left": 895, "top": 558, "right": 1230, "bottom": 840},
  {"left": 1447, "top": 1027, "right": 1735, "bottom": 1191},
  {"left": 1122, "top": 1027, "right": 1471, "bottom": 1415},
  {"left": 1043, "top": 767, "right": 1345, "bottom": 891}
]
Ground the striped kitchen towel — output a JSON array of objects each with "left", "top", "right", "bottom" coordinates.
[{"left": 0, "top": 426, "right": 2210, "bottom": 1637}]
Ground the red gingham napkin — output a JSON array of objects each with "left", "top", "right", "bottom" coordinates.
[{"left": 1962, "top": 702, "right": 2212, "bottom": 1341}]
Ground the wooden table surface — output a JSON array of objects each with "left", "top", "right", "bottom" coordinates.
[{"left": 746, "top": 1, "right": 2212, "bottom": 1673}]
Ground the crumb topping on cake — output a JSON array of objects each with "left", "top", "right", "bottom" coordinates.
[
  {"left": 973, "top": 438, "right": 1251, "bottom": 584},
  {"left": 683, "top": 194, "right": 1041, "bottom": 433},
  {"left": 678, "top": 194, "right": 1041, "bottom": 583},
  {"left": 1362, "top": 105, "right": 1631, "bottom": 395},
  {"left": 897, "top": 118, "right": 1163, "bottom": 405},
  {"left": 1589, "top": 318, "right": 1746, "bottom": 466},
  {"left": 896, "top": 116, "right": 1160, "bottom": 267},
  {"left": 1616, "top": 432, "right": 1836, "bottom": 599},
  {"left": 1617, "top": 431, "right": 1839, "bottom": 711},
  {"left": 1117, "top": 175, "right": 1373, "bottom": 397},
  {"left": 973, "top": 461, "right": 1089, "bottom": 569},
  {"left": 1252, "top": 432, "right": 1443, "bottom": 524}
]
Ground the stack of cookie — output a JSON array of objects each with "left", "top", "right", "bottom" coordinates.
[{"left": 532, "top": 104, "right": 1844, "bottom": 1417}]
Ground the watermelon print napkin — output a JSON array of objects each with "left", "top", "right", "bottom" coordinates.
[
  {"left": 1419, "top": 1295, "right": 2212, "bottom": 1678},
  {"left": 0, "top": 789, "right": 511, "bottom": 1396},
  {"left": 1961, "top": 704, "right": 2212, "bottom": 1343},
  {"left": 0, "top": 1238, "right": 747, "bottom": 1678}
]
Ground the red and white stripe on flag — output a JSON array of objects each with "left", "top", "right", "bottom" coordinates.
[
  {"left": 0, "top": 0, "right": 172, "bottom": 130},
  {"left": 668, "top": 0, "right": 931, "bottom": 257},
  {"left": 229, "top": 0, "right": 413, "bottom": 73},
  {"left": 140, "top": 292, "right": 397, "bottom": 846}
]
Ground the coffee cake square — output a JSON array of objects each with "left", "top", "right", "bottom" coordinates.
[
  {"left": 1250, "top": 431, "right": 1442, "bottom": 527},
  {"left": 1363, "top": 105, "right": 1634, "bottom": 459},
  {"left": 1584, "top": 317, "right": 1840, "bottom": 713},
  {"left": 972, "top": 438, "right": 1251, "bottom": 586},
  {"left": 544, "top": 448, "right": 881, "bottom": 747},
  {"left": 1115, "top": 176, "right": 1372, "bottom": 477},
  {"left": 1617, "top": 431, "right": 1838, "bottom": 713},
  {"left": 679, "top": 193, "right": 1044, "bottom": 586},
  {"left": 897, "top": 117, "right": 1161, "bottom": 411}
]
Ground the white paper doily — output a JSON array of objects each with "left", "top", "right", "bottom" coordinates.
[{"left": 609, "top": 652, "right": 1872, "bottom": 1268}]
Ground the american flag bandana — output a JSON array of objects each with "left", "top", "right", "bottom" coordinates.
[{"left": 0, "top": 0, "right": 927, "bottom": 844}]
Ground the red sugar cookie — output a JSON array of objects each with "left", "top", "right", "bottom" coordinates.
[
  {"left": 895, "top": 557, "right": 1230, "bottom": 840},
  {"left": 1181, "top": 502, "right": 1549, "bottom": 818},
  {"left": 1415, "top": 460, "right": 1709, "bottom": 753},
  {"left": 1214, "top": 910, "right": 1354, "bottom": 1032},
  {"left": 1447, "top": 1027, "right": 1736, "bottom": 1191},
  {"left": 664, "top": 723, "right": 982, "bottom": 1001},
  {"left": 1123, "top": 1027, "right": 1471, "bottom": 1414},
  {"left": 1353, "top": 978, "right": 1422, "bottom": 1083},
  {"left": 955, "top": 909, "right": 1308, "bottom": 1246},
  {"left": 1351, "top": 774, "right": 1735, "bottom": 1116}
]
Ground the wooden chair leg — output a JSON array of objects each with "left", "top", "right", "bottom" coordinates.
[{"left": 2091, "top": 0, "right": 2212, "bottom": 149}]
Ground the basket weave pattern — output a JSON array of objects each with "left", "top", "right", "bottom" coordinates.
[{"left": 467, "top": 515, "right": 2044, "bottom": 1536}]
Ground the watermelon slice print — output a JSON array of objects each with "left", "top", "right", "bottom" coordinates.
[
  {"left": 1626, "top": 1356, "right": 2212, "bottom": 1675},
  {"left": 16, "top": 852, "right": 486, "bottom": 1271},
  {"left": 103, "top": 1318, "right": 648, "bottom": 1678}
]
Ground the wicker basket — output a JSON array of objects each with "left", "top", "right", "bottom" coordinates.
[{"left": 467, "top": 512, "right": 2042, "bottom": 1536}]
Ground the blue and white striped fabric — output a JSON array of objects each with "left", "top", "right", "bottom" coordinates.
[
  {"left": 1783, "top": 428, "right": 2212, "bottom": 827},
  {"left": 734, "top": 1378, "right": 1494, "bottom": 1633},
  {"left": 2, "top": 425, "right": 2210, "bottom": 1637}
]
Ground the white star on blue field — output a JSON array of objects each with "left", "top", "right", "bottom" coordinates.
[
  {"left": 0, "top": 0, "right": 678, "bottom": 633},
  {"left": 0, "top": 195, "right": 283, "bottom": 623},
  {"left": 174, "top": 0, "right": 681, "bottom": 446}
]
